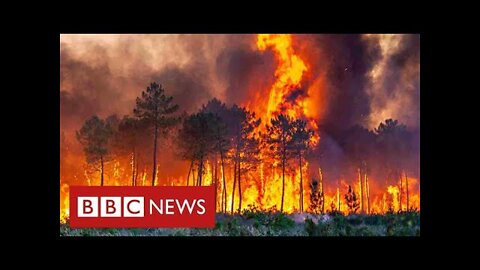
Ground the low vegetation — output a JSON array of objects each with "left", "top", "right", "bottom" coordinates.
[{"left": 60, "top": 207, "right": 419, "bottom": 237}]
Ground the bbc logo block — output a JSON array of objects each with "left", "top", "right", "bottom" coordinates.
[
  {"left": 69, "top": 186, "right": 215, "bottom": 228},
  {"left": 77, "top": 196, "right": 144, "bottom": 217}
]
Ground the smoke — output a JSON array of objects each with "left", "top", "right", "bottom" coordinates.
[
  {"left": 60, "top": 34, "right": 420, "bottom": 184},
  {"left": 291, "top": 34, "right": 420, "bottom": 184},
  {"left": 215, "top": 42, "right": 276, "bottom": 107},
  {"left": 290, "top": 34, "right": 372, "bottom": 129},
  {"left": 60, "top": 45, "right": 130, "bottom": 130},
  {"left": 60, "top": 34, "right": 251, "bottom": 131},
  {"left": 61, "top": 34, "right": 419, "bottom": 131},
  {"left": 363, "top": 34, "right": 420, "bottom": 130}
]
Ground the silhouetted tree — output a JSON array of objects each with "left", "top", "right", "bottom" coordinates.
[
  {"left": 342, "top": 125, "right": 375, "bottom": 213},
  {"left": 76, "top": 115, "right": 115, "bottom": 186},
  {"left": 344, "top": 185, "right": 360, "bottom": 214},
  {"left": 290, "top": 119, "right": 314, "bottom": 212},
  {"left": 177, "top": 112, "right": 218, "bottom": 186},
  {"left": 201, "top": 98, "right": 230, "bottom": 212},
  {"left": 114, "top": 116, "right": 146, "bottom": 186},
  {"left": 264, "top": 114, "right": 294, "bottom": 213},
  {"left": 375, "top": 119, "right": 412, "bottom": 210},
  {"left": 228, "top": 105, "right": 261, "bottom": 213},
  {"left": 308, "top": 180, "right": 324, "bottom": 214},
  {"left": 134, "top": 82, "right": 180, "bottom": 186}
]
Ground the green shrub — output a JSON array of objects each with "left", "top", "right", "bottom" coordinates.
[
  {"left": 332, "top": 214, "right": 347, "bottom": 228},
  {"left": 240, "top": 204, "right": 294, "bottom": 231},
  {"left": 59, "top": 212, "right": 420, "bottom": 236},
  {"left": 346, "top": 215, "right": 363, "bottom": 226},
  {"left": 364, "top": 214, "right": 384, "bottom": 226},
  {"left": 305, "top": 218, "right": 340, "bottom": 236},
  {"left": 271, "top": 213, "right": 295, "bottom": 230},
  {"left": 349, "top": 226, "right": 375, "bottom": 236}
]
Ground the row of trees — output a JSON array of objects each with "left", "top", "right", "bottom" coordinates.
[
  {"left": 77, "top": 83, "right": 180, "bottom": 187},
  {"left": 176, "top": 100, "right": 315, "bottom": 213},
  {"left": 341, "top": 119, "right": 416, "bottom": 213},
  {"left": 76, "top": 82, "right": 316, "bottom": 213},
  {"left": 76, "top": 82, "right": 417, "bottom": 214}
]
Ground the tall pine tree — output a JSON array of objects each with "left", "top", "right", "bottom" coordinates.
[{"left": 134, "top": 82, "right": 180, "bottom": 186}]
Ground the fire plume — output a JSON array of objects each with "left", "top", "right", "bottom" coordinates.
[
  {"left": 256, "top": 34, "right": 307, "bottom": 120},
  {"left": 248, "top": 34, "right": 319, "bottom": 142}
]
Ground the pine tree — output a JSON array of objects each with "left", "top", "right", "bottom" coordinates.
[
  {"left": 134, "top": 82, "right": 180, "bottom": 186},
  {"left": 76, "top": 115, "right": 115, "bottom": 186},
  {"left": 308, "top": 180, "right": 324, "bottom": 214},
  {"left": 291, "top": 119, "right": 314, "bottom": 212},
  {"left": 344, "top": 185, "right": 360, "bottom": 214},
  {"left": 264, "top": 114, "right": 294, "bottom": 213},
  {"left": 228, "top": 105, "right": 260, "bottom": 213}
]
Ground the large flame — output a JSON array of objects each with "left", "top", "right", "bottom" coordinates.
[
  {"left": 246, "top": 34, "right": 319, "bottom": 142},
  {"left": 60, "top": 183, "right": 69, "bottom": 222},
  {"left": 256, "top": 34, "right": 307, "bottom": 121}
]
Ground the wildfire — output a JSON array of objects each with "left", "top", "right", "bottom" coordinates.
[
  {"left": 59, "top": 34, "right": 420, "bottom": 219},
  {"left": 250, "top": 34, "right": 319, "bottom": 142},
  {"left": 387, "top": 185, "right": 400, "bottom": 212},
  {"left": 256, "top": 34, "right": 307, "bottom": 121},
  {"left": 60, "top": 183, "right": 69, "bottom": 222}
]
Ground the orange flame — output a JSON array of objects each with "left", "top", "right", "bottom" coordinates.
[
  {"left": 60, "top": 183, "right": 69, "bottom": 222},
  {"left": 256, "top": 34, "right": 307, "bottom": 121}
]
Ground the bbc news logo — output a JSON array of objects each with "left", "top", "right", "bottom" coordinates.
[
  {"left": 69, "top": 186, "right": 215, "bottom": 228},
  {"left": 77, "top": 197, "right": 146, "bottom": 217}
]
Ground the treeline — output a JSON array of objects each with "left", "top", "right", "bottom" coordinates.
[
  {"left": 75, "top": 82, "right": 417, "bottom": 213},
  {"left": 76, "top": 82, "right": 315, "bottom": 213},
  {"left": 311, "top": 117, "right": 418, "bottom": 214}
]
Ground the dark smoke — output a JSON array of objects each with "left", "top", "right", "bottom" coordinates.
[
  {"left": 294, "top": 34, "right": 420, "bottom": 185},
  {"left": 60, "top": 46, "right": 117, "bottom": 130},
  {"left": 150, "top": 66, "right": 212, "bottom": 113},
  {"left": 308, "top": 34, "right": 375, "bottom": 129},
  {"left": 216, "top": 46, "right": 276, "bottom": 107}
]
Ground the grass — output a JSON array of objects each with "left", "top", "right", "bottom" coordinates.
[{"left": 60, "top": 207, "right": 420, "bottom": 236}]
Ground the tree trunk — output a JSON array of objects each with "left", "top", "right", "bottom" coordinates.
[
  {"left": 220, "top": 150, "right": 227, "bottom": 213},
  {"left": 299, "top": 152, "right": 303, "bottom": 212},
  {"left": 337, "top": 188, "right": 341, "bottom": 212},
  {"left": 212, "top": 158, "right": 215, "bottom": 186},
  {"left": 131, "top": 150, "right": 136, "bottom": 186},
  {"left": 221, "top": 186, "right": 224, "bottom": 213},
  {"left": 238, "top": 160, "right": 242, "bottom": 213},
  {"left": 405, "top": 172, "right": 409, "bottom": 211},
  {"left": 318, "top": 168, "right": 325, "bottom": 214},
  {"left": 152, "top": 121, "right": 158, "bottom": 186},
  {"left": 198, "top": 157, "right": 203, "bottom": 186},
  {"left": 358, "top": 168, "right": 363, "bottom": 213},
  {"left": 281, "top": 153, "right": 285, "bottom": 213},
  {"left": 100, "top": 155, "right": 104, "bottom": 186},
  {"left": 134, "top": 160, "right": 139, "bottom": 186},
  {"left": 384, "top": 173, "right": 389, "bottom": 212},
  {"left": 141, "top": 166, "right": 145, "bottom": 186},
  {"left": 192, "top": 165, "right": 196, "bottom": 186},
  {"left": 213, "top": 158, "right": 217, "bottom": 212},
  {"left": 186, "top": 160, "right": 193, "bottom": 186},
  {"left": 231, "top": 161, "right": 237, "bottom": 214},
  {"left": 365, "top": 172, "right": 370, "bottom": 214},
  {"left": 399, "top": 172, "right": 403, "bottom": 211}
]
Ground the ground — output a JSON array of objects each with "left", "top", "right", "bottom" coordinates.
[{"left": 60, "top": 208, "right": 420, "bottom": 236}]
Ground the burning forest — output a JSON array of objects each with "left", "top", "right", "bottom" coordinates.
[{"left": 60, "top": 34, "right": 420, "bottom": 235}]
